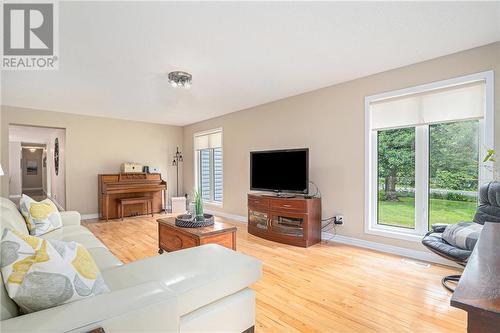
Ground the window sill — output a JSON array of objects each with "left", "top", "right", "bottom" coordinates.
[
  {"left": 365, "top": 226, "right": 424, "bottom": 242},
  {"left": 203, "top": 201, "right": 223, "bottom": 208}
]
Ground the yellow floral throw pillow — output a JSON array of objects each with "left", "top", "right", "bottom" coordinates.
[
  {"left": 0, "top": 229, "right": 109, "bottom": 313},
  {"left": 19, "top": 194, "right": 63, "bottom": 236}
]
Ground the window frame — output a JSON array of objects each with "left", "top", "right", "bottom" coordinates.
[
  {"left": 365, "top": 71, "right": 494, "bottom": 242},
  {"left": 193, "top": 128, "right": 223, "bottom": 207}
]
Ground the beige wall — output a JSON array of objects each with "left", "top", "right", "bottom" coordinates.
[
  {"left": 8, "top": 142, "right": 21, "bottom": 196},
  {"left": 183, "top": 42, "right": 500, "bottom": 251},
  {"left": 1, "top": 107, "right": 183, "bottom": 214},
  {"left": 46, "top": 129, "right": 66, "bottom": 209}
]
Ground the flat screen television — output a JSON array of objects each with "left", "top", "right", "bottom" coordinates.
[{"left": 250, "top": 148, "right": 309, "bottom": 194}]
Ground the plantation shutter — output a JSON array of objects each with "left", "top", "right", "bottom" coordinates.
[
  {"left": 199, "top": 149, "right": 211, "bottom": 201},
  {"left": 195, "top": 129, "right": 223, "bottom": 203},
  {"left": 214, "top": 148, "right": 223, "bottom": 202},
  {"left": 370, "top": 81, "right": 485, "bottom": 130}
]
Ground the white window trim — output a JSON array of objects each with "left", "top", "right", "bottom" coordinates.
[
  {"left": 193, "top": 128, "right": 223, "bottom": 207},
  {"left": 364, "top": 71, "right": 494, "bottom": 242}
]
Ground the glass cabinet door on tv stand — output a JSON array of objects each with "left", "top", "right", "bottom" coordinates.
[
  {"left": 269, "top": 213, "right": 305, "bottom": 238},
  {"left": 248, "top": 209, "right": 268, "bottom": 231}
]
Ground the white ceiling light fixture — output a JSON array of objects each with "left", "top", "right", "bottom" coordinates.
[{"left": 168, "top": 71, "right": 192, "bottom": 89}]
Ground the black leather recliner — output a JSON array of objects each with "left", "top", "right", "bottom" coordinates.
[{"left": 422, "top": 181, "right": 500, "bottom": 291}]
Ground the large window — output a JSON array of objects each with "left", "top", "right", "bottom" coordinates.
[
  {"left": 366, "top": 72, "right": 493, "bottom": 241},
  {"left": 377, "top": 127, "right": 416, "bottom": 229},
  {"left": 428, "top": 121, "right": 479, "bottom": 228},
  {"left": 194, "top": 129, "right": 223, "bottom": 204}
]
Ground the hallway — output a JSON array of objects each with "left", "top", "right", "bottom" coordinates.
[{"left": 8, "top": 125, "right": 66, "bottom": 209}]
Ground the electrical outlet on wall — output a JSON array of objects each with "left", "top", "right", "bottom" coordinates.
[{"left": 334, "top": 215, "right": 344, "bottom": 225}]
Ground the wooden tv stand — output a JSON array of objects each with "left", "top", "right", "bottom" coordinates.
[{"left": 247, "top": 194, "right": 321, "bottom": 247}]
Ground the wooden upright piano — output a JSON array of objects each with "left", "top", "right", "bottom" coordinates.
[{"left": 98, "top": 173, "right": 167, "bottom": 220}]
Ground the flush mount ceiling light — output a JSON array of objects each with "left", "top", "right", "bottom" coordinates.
[
  {"left": 168, "top": 71, "right": 192, "bottom": 89},
  {"left": 23, "top": 147, "right": 42, "bottom": 153}
]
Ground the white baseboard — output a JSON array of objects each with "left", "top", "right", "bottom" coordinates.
[
  {"left": 205, "top": 209, "right": 247, "bottom": 223},
  {"left": 322, "top": 232, "right": 460, "bottom": 268},
  {"left": 81, "top": 213, "right": 100, "bottom": 220},
  {"left": 22, "top": 187, "right": 43, "bottom": 191},
  {"left": 82, "top": 209, "right": 244, "bottom": 222},
  {"left": 9, "top": 195, "right": 21, "bottom": 199},
  {"left": 75, "top": 206, "right": 457, "bottom": 268},
  {"left": 204, "top": 211, "right": 455, "bottom": 267}
]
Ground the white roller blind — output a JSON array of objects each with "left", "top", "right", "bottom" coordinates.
[
  {"left": 194, "top": 130, "right": 222, "bottom": 150},
  {"left": 370, "top": 81, "right": 485, "bottom": 130}
]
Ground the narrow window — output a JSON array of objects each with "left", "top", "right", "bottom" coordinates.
[{"left": 194, "top": 129, "right": 223, "bottom": 204}]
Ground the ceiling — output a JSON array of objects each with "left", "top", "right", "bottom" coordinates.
[{"left": 2, "top": 2, "right": 500, "bottom": 126}]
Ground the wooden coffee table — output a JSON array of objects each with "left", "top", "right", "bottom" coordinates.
[{"left": 157, "top": 217, "right": 237, "bottom": 253}]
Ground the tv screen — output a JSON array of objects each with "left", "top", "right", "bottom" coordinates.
[{"left": 250, "top": 149, "right": 309, "bottom": 193}]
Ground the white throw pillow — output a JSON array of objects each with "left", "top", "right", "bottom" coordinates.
[
  {"left": 0, "top": 229, "right": 109, "bottom": 313},
  {"left": 19, "top": 194, "right": 62, "bottom": 236}
]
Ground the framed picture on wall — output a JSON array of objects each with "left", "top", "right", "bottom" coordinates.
[{"left": 27, "top": 160, "right": 38, "bottom": 175}]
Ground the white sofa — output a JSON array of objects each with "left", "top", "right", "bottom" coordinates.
[{"left": 0, "top": 197, "right": 262, "bottom": 333}]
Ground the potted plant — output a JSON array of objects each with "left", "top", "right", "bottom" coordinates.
[
  {"left": 193, "top": 189, "right": 204, "bottom": 221},
  {"left": 483, "top": 148, "right": 499, "bottom": 180}
]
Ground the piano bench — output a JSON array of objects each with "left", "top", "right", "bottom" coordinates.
[{"left": 117, "top": 197, "right": 154, "bottom": 221}]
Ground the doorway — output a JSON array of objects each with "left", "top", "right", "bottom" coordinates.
[
  {"left": 8, "top": 125, "right": 66, "bottom": 210},
  {"left": 21, "top": 143, "right": 47, "bottom": 201}
]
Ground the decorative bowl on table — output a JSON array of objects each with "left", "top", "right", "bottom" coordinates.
[{"left": 175, "top": 214, "right": 214, "bottom": 228}]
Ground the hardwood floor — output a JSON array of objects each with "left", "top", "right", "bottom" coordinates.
[
  {"left": 10, "top": 190, "right": 47, "bottom": 206},
  {"left": 83, "top": 213, "right": 466, "bottom": 333}
]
